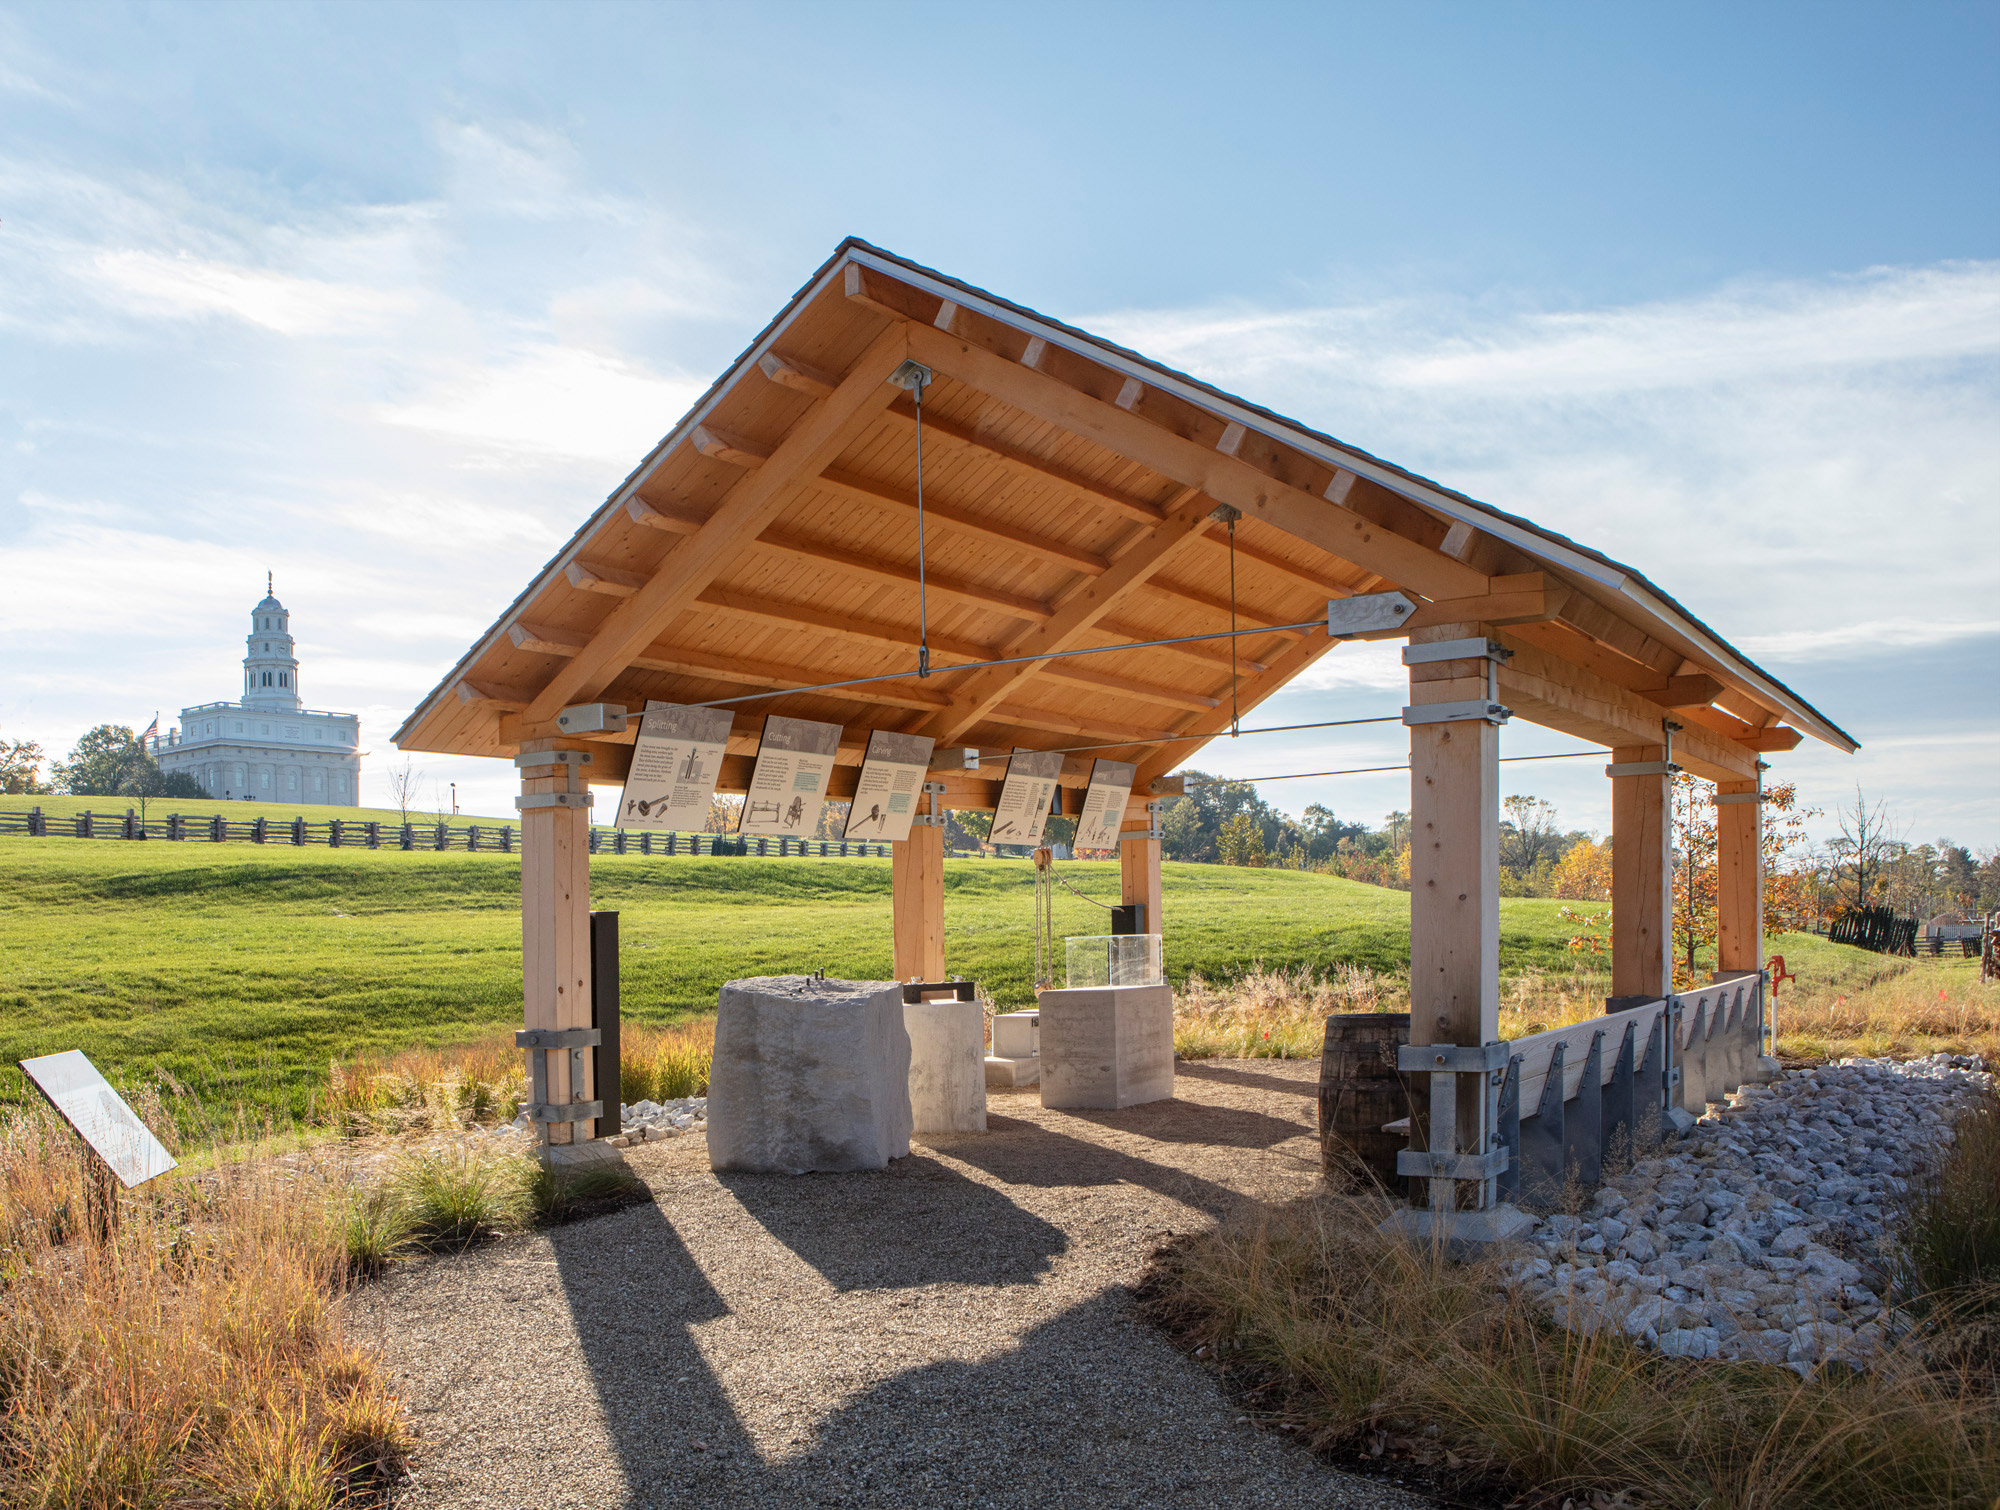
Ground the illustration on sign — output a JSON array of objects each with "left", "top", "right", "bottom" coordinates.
[
  {"left": 1071, "top": 759, "right": 1138, "bottom": 851},
  {"left": 988, "top": 749, "right": 1065, "bottom": 847},
  {"left": 20, "top": 1050, "right": 177, "bottom": 1189},
  {"left": 617, "top": 702, "right": 734, "bottom": 832},
  {"left": 844, "top": 730, "right": 936, "bottom": 842},
  {"left": 740, "top": 715, "right": 844, "bottom": 838}
]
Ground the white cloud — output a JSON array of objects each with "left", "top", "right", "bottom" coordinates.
[
  {"left": 87, "top": 248, "right": 418, "bottom": 337},
  {"left": 1738, "top": 618, "right": 2000, "bottom": 661}
]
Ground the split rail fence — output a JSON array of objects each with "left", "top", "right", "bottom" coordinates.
[
  {"left": 0, "top": 808, "right": 887, "bottom": 859},
  {"left": 1321, "top": 970, "right": 1767, "bottom": 1211}
]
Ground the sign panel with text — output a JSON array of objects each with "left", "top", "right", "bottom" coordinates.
[
  {"left": 617, "top": 702, "right": 735, "bottom": 831},
  {"left": 21, "top": 1051, "right": 177, "bottom": 1189},
  {"left": 740, "top": 715, "right": 844, "bottom": 837},
  {"left": 843, "top": 730, "right": 936, "bottom": 842},
  {"left": 988, "top": 749, "right": 1065, "bottom": 848},
  {"left": 1071, "top": 759, "right": 1138, "bottom": 852}
]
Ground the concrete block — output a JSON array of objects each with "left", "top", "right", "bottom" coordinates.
[
  {"left": 1037, "top": 984, "right": 1174, "bottom": 1110},
  {"left": 906, "top": 998, "right": 987, "bottom": 1135},
  {"left": 986, "top": 1008, "right": 1040, "bottom": 1088},
  {"left": 708, "top": 975, "right": 912, "bottom": 1174}
]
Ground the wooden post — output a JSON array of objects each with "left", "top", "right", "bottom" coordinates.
[
  {"left": 519, "top": 743, "right": 595, "bottom": 1144},
  {"left": 1119, "top": 803, "right": 1163, "bottom": 938},
  {"left": 1610, "top": 746, "right": 1673, "bottom": 1001},
  {"left": 891, "top": 786, "right": 946, "bottom": 981},
  {"left": 1406, "top": 626, "right": 1501, "bottom": 1171},
  {"left": 1715, "top": 772, "right": 1763, "bottom": 975}
]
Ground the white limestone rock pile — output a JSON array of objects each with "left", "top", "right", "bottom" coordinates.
[
  {"left": 706, "top": 975, "right": 913, "bottom": 1174},
  {"left": 1505, "top": 1053, "right": 1992, "bottom": 1372}
]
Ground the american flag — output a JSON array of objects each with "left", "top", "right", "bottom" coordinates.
[{"left": 140, "top": 714, "right": 159, "bottom": 742}]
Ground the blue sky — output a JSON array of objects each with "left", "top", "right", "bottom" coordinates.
[{"left": 2, "top": 2, "right": 1995, "bottom": 846}]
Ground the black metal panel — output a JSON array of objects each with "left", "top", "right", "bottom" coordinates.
[
  {"left": 1564, "top": 1030, "right": 1604, "bottom": 1190},
  {"left": 902, "top": 979, "right": 977, "bottom": 1004},
  {"left": 1110, "top": 904, "right": 1143, "bottom": 936},
  {"left": 1495, "top": 1054, "right": 1524, "bottom": 1204},
  {"left": 1600, "top": 1021, "right": 1637, "bottom": 1172},
  {"left": 1681, "top": 997, "right": 1710, "bottom": 1114},
  {"left": 591, "top": 910, "right": 620, "bottom": 1138},
  {"left": 1635, "top": 1012, "right": 1666, "bottom": 1149},
  {"left": 1518, "top": 1040, "right": 1567, "bottom": 1209}
]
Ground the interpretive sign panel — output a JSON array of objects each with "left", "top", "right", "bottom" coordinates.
[
  {"left": 740, "top": 715, "right": 843, "bottom": 837},
  {"left": 1071, "top": 759, "right": 1138, "bottom": 852},
  {"left": 20, "top": 1050, "right": 177, "bottom": 1188},
  {"left": 844, "top": 730, "right": 936, "bottom": 842},
  {"left": 988, "top": 749, "right": 1065, "bottom": 847},
  {"left": 617, "top": 701, "right": 734, "bottom": 831}
]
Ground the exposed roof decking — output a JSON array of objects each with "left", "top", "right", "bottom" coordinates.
[{"left": 398, "top": 239, "right": 1852, "bottom": 790}]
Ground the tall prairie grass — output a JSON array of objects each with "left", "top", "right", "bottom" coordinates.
[
  {"left": 1143, "top": 1192, "right": 2000, "bottom": 1508},
  {"left": 0, "top": 1110, "right": 409, "bottom": 1506}
]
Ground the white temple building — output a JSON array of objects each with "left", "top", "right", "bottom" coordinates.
[{"left": 150, "top": 582, "right": 363, "bottom": 805}]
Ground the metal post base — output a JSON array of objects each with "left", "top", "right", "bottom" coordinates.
[{"left": 1379, "top": 1203, "right": 1539, "bottom": 1253}]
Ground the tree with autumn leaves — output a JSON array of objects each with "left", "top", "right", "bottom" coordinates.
[{"left": 1669, "top": 773, "right": 1817, "bottom": 989}]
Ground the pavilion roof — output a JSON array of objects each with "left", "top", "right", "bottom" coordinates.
[{"left": 395, "top": 238, "right": 1853, "bottom": 792}]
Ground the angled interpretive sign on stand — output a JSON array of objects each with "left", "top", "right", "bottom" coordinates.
[
  {"left": 1071, "top": 759, "right": 1138, "bottom": 852},
  {"left": 20, "top": 1050, "right": 177, "bottom": 1189}
]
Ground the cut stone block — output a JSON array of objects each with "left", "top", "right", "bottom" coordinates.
[
  {"left": 986, "top": 1008, "right": 1041, "bottom": 1088},
  {"left": 1037, "top": 984, "right": 1174, "bottom": 1110},
  {"left": 708, "top": 975, "right": 912, "bottom": 1174},
  {"left": 905, "top": 998, "right": 987, "bottom": 1135}
]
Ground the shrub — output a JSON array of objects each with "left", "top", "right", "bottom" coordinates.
[
  {"left": 388, "top": 1148, "right": 533, "bottom": 1249},
  {"left": 530, "top": 1161, "right": 650, "bottom": 1225}
]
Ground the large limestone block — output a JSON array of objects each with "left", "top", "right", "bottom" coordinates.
[
  {"left": 708, "top": 975, "right": 912, "bottom": 1173},
  {"left": 905, "top": 998, "right": 987, "bottom": 1135},
  {"left": 1037, "top": 984, "right": 1175, "bottom": 1110}
]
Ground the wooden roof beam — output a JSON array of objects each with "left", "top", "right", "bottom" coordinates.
[
  {"left": 691, "top": 424, "right": 772, "bottom": 468},
  {"left": 522, "top": 321, "right": 912, "bottom": 729},
  {"left": 901, "top": 322, "right": 1491, "bottom": 603},
  {"left": 1131, "top": 628, "right": 1350, "bottom": 787},
  {"left": 918, "top": 488, "right": 1222, "bottom": 745},
  {"left": 756, "top": 351, "right": 840, "bottom": 401},
  {"left": 753, "top": 527, "right": 1055, "bottom": 622}
]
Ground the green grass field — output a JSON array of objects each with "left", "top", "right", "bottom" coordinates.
[{"left": 0, "top": 833, "right": 1928, "bottom": 1120}]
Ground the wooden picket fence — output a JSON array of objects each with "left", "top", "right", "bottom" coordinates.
[{"left": 0, "top": 808, "right": 887, "bottom": 860}]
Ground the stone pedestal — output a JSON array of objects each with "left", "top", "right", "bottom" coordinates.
[
  {"left": 905, "top": 998, "right": 987, "bottom": 1135},
  {"left": 1037, "top": 984, "right": 1174, "bottom": 1110},
  {"left": 708, "top": 976, "right": 912, "bottom": 1174}
]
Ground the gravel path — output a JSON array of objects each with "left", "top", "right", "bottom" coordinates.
[{"left": 347, "top": 1059, "right": 1429, "bottom": 1510}]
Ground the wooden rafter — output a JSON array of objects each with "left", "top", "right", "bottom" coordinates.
[
  {"left": 918, "top": 488, "right": 1221, "bottom": 745},
  {"left": 1130, "top": 630, "right": 1350, "bottom": 787},
  {"left": 901, "top": 322, "right": 1492, "bottom": 603},
  {"left": 882, "top": 395, "right": 1165, "bottom": 523},
  {"left": 522, "top": 322, "right": 911, "bottom": 727},
  {"left": 812, "top": 466, "right": 1109, "bottom": 575}
]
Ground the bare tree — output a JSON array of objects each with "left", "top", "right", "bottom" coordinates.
[
  {"left": 386, "top": 758, "right": 425, "bottom": 826},
  {"left": 1830, "top": 786, "right": 1906, "bottom": 912},
  {"left": 1501, "top": 795, "right": 1567, "bottom": 876}
]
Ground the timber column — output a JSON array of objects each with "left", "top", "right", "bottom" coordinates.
[
  {"left": 891, "top": 781, "right": 946, "bottom": 981},
  {"left": 518, "top": 743, "right": 595, "bottom": 1145},
  {"left": 1714, "top": 767, "right": 1764, "bottom": 975},
  {"left": 1120, "top": 801, "right": 1163, "bottom": 937},
  {"left": 1608, "top": 741, "right": 1675, "bottom": 1001},
  {"left": 1398, "top": 626, "right": 1518, "bottom": 1237}
]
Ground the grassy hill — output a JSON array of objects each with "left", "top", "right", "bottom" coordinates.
[{"left": 0, "top": 834, "right": 1946, "bottom": 1120}]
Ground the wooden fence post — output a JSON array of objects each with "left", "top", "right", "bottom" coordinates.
[
  {"left": 518, "top": 745, "right": 595, "bottom": 1148},
  {"left": 1715, "top": 772, "right": 1763, "bottom": 976},
  {"left": 1610, "top": 745, "right": 1674, "bottom": 1001},
  {"left": 891, "top": 785, "right": 947, "bottom": 982}
]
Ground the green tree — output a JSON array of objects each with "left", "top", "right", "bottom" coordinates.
[
  {"left": 1217, "top": 812, "right": 1266, "bottom": 867},
  {"left": 53, "top": 725, "right": 153, "bottom": 795},
  {"left": 0, "top": 731, "right": 47, "bottom": 794}
]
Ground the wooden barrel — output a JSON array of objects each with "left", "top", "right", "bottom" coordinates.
[{"left": 1318, "top": 1013, "right": 1413, "bottom": 1190}]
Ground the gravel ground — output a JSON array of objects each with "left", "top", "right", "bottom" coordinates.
[{"left": 347, "top": 1059, "right": 1430, "bottom": 1510}]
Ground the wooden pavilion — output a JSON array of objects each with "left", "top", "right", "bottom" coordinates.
[{"left": 395, "top": 238, "right": 1854, "bottom": 1172}]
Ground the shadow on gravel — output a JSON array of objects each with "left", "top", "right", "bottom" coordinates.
[
  {"left": 1174, "top": 1060, "right": 1321, "bottom": 1099},
  {"left": 944, "top": 1119, "right": 1260, "bottom": 1223},
  {"left": 715, "top": 1153, "right": 1068, "bottom": 1291},
  {"left": 1055, "top": 1099, "right": 1312, "bottom": 1151}
]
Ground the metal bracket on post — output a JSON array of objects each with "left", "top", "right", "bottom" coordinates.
[
  {"left": 516, "top": 1027, "right": 604, "bottom": 1141},
  {"left": 1380, "top": 1040, "right": 1535, "bottom": 1247},
  {"left": 910, "top": 781, "right": 949, "bottom": 827},
  {"left": 1120, "top": 800, "right": 1164, "bottom": 843}
]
